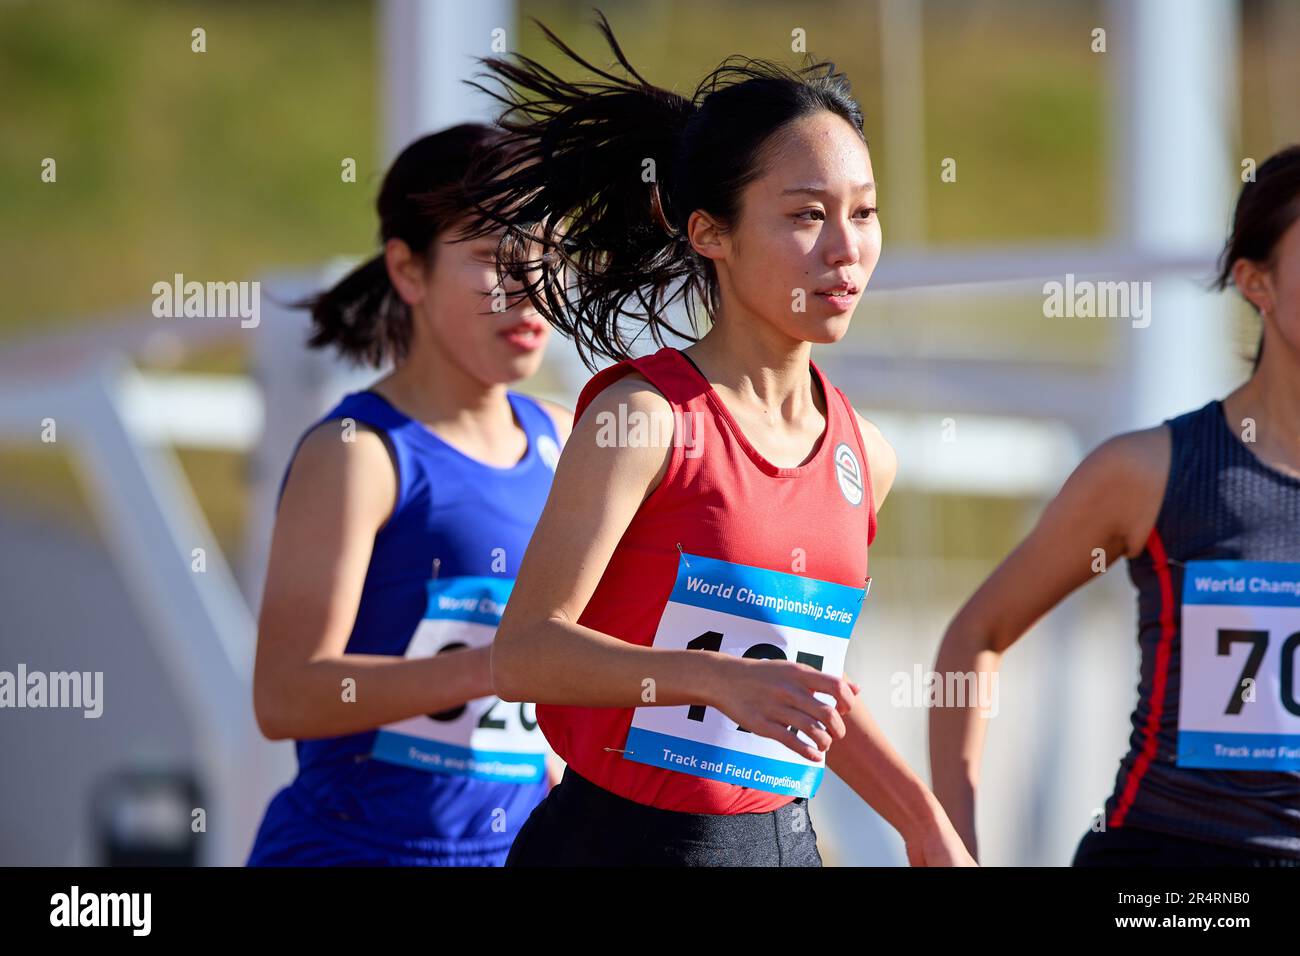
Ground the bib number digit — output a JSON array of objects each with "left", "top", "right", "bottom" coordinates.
[
  {"left": 477, "top": 698, "right": 508, "bottom": 731},
  {"left": 1217, "top": 629, "right": 1267, "bottom": 715},
  {"left": 1281, "top": 631, "right": 1300, "bottom": 717}
]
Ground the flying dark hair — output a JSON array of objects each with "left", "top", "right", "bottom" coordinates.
[
  {"left": 456, "top": 9, "right": 867, "bottom": 370},
  {"left": 1214, "top": 144, "right": 1300, "bottom": 373},
  {"left": 298, "top": 123, "right": 509, "bottom": 368}
]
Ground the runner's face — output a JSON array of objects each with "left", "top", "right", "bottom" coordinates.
[
  {"left": 420, "top": 223, "right": 549, "bottom": 385},
  {"left": 712, "top": 111, "right": 880, "bottom": 345},
  {"left": 1264, "top": 216, "right": 1300, "bottom": 361}
]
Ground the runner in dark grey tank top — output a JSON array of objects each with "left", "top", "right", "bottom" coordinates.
[
  {"left": 929, "top": 145, "right": 1300, "bottom": 866},
  {"left": 1100, "top": 400, "right": 1300, "bottom": 858}
]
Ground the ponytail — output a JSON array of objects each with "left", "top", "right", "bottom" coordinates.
[
  {"left": 300, "top": 254, "right": 410, "bottom": 368},
  {"left": 299, "top": 123, "right": 509, "bottom": 368},
  {"left": 460, "top": 9, "right": 865, "bottom": 370}
]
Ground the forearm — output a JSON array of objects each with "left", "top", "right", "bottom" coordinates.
[
  {"left": 827, "top": 694, "right": 951, "bottom": 844},
  {"left": 929, "top": 631, "right": 1002, "bottom": 856},
  {"left": 493, "top": 613, "right": 719, "bottom": 707},
  {"left": 257, "top": 646, "right": 494, "bottom": 740}
]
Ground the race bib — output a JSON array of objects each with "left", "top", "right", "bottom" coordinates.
[
  {"left": 370, "top": 576, "right": 548, "bottom": 783},
  {"left": 1177, "top": 560, "right": 1300, "bottom": 770},
  {"left": 623, "top": 552, "right": 867, "bottom": 798}
]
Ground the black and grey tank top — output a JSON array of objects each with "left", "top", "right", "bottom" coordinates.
[{"left": 1104, "top": 399, "right": 1300, "bottom": 858}]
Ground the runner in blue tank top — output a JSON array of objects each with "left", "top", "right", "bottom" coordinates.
[
  {"left": 930, "top": 145, "right": 1300, "bottom": 866},
  {"left": 246, "top": 125, "right": 572, "bottom": 866}
]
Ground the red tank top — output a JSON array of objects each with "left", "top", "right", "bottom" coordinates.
[{"left": 536, "top": 347, "right": 877, "bottom": 813}]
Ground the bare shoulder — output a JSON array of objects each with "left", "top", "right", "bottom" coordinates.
[
  {"left": 1060, "top": 424, "right": 1171, "bottom": 558},
  {"left": 562, "top": 370, "right": 674, "bottom": 503},
  {"left": 532, "top": 396, "right": 575, "bottom": 444},
  {"left": 293, "top": 417, "right": 395, "bottom": 474},
  {"left": 1078, "top": 425, "right": 1171, "bottom": 487},
  {"left": 283, "top": 418, "right": 398, "bottom": 523},
  {"left": 574, "top": 369, "right": 672, "bottom": 426},
  {"left": 851, "top": 407, "right": 899, "bottom": 510}
]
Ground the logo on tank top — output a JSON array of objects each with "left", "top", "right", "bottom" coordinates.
[
  {"left": 834, "top": 442, "right": 864, "bottom": 506},
  {"left": 536, "top": 435, "right": 560, "bottom": 471}
]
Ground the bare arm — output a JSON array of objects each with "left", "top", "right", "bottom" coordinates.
[
  {"left": 252, "top": 423, "right": 494, "bottom": 741},
  {"left": 928, "top": 427, "right": 1169, "bottom": 859},
  {"left": 828, "top": 694, "right": 974, "bottom": 864},
  {"left": 492, "top": 375, "right": 858, "bottom": 761},
  {"left": 525, "top": 395, "right": 575, "bottom": 784},
  {"left": 827, "top": 410, "right": 979, "bottom": 864}
]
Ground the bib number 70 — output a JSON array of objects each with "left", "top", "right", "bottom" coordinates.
[{"left": 1216, "top": 628, "right": 1300, "bottom": 716}]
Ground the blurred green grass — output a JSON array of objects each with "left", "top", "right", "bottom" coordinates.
[
  {"left": 0, "top": 0, "right": 377, "bottom": 338},
  {"left": 0, "top": 0, "right": 1114, "bottom": 343},
  {"left": 0, "top": 0, "right": 1290, "bottom": 572}
]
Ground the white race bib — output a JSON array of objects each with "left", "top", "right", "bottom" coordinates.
[
  {"left": 623, "top": 552, "right": 867, "bottom": 798},
  {"left": 370, "top": 576, "right": 549, "bottom": 782},
  {"left": 1177, "top": 560, "right": 1300, "bottom": 770}
]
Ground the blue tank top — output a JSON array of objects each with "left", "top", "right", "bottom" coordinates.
[
  {"left": 258, "top": 388, "right": 560, "bottom": 859},
  {"left": 1106, "top": 399, "right": 1300, "bottom": 858}
]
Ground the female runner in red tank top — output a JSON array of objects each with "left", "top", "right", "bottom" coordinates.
[{"left": 455, "top": 12, "right": 975, "bottom": 866}]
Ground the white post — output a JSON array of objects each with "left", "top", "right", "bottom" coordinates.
[
  {"left": 381, "top": 0, "right": 517, "bottom": 165},
  {"left": 1112, "top": 0, "right": 1241, "bottom": 429},
  {"left": 878, "top": 0, "right": 927, "bottom": 247}
]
